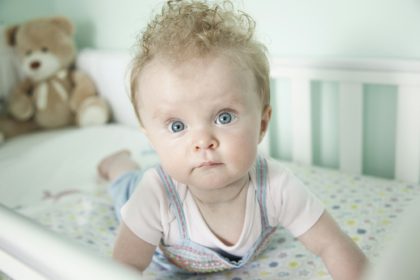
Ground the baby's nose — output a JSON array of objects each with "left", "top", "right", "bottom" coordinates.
[
  {"left": 194, "top": 141, "right": 217, "bottom": 151},
  {"left": 193, "top": 131, "right": 219, "bottom": 151}
]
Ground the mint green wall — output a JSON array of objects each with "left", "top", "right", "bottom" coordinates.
[
  {"left": 1, "top": 0, "right": 415, "bottom": 179},
  {"left": 0, "top": 0, "right": 159, "bottom": 50},
  {"left": 0, "top": 0, "right": 55, "bottom": 23},
  {"left": 363, "top": 86, "right": 397, "bottom": 179},
  {"left": 2, "top": 0, "right": 420, "bottom": 58},
  {"left": 52, "top": 0, "right": 161, "bottom": 51},
  {"left": 245, "top": 0, "right": 420, "bottom": 59}
]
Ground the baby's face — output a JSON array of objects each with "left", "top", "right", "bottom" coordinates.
[{"left": 136, "top": 54, "right": 270, "bottom": 190}]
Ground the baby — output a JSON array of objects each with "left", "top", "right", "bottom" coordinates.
[{"left": 98, "top": 0, "right": 367, "bottom": 278}]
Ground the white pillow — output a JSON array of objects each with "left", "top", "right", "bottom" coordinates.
[
  {"left": 0, "top": 124, "right": 158, "bottom": 208},
  {"left": 76, "top": 49, "right": 139, "bottom": 128},
  {"left": 0, "top": 25, "right": 22, "bottom": 109}
]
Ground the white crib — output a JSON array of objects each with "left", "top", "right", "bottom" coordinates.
[
  {"left": 1, "top": 49, "right": 420, "bottom": 280},
  {"left": 261, "top": 57, "right": 420, "bottom": 184}
]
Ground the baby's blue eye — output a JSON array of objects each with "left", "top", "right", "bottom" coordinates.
[
  {"left": 215, "top": 112, "right": 236, "bottom": 125},
  {"left": 169, "top": 120, "right": 185, "bottom": 133}
]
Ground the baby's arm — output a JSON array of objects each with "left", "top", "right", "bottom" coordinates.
[
  {"left": 298, "top": 211, "right": 367, "bottom": 280},
  {"left": 113, "top": 221, "right": 157, "bottom": 272}
]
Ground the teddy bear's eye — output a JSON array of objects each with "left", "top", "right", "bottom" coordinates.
[
  {"left": 26, "top": 50, "right": 32, "bottom": 56},
  {"left": 41, "top": 47, "right": 49, "bottom": 53}
]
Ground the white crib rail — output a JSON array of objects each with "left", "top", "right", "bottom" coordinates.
[
  {"left": 268, "top": 58, "right": 420, "bottom": 183},
  {"left": 338, "top": 83, "right": 363, "bottom": 175},
  {"left": 395, "top": 87, "right": 420, "bottom": 184},
  {"left": 0, "top": 204, "right": 143, "bottom": 280},
  {"left": 290, "top": 78, "right": 312, "bottom": 164}
]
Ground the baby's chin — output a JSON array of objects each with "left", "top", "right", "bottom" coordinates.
[{"left": 186, "top": 172, "right": 248, "bottom": 190}]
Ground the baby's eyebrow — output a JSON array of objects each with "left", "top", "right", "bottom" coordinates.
[
  {"left": 151, "top": 106, "right": 175, "bottom": 121},
  {"left": 219, "top": 95, "right": 248, "bottom": 109}
]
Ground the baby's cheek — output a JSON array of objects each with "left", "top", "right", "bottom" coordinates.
[
  {"left": 225, "top": 135, "right": 258, "bottom": 162},
  {"left": 159, "top": 159, "right": 184, "bottom": 181},
  {"left": 235, "top": 126, "right": 260, "bottom": 147}
]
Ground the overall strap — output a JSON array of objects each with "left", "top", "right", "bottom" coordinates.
[
  {"left": 255, "top": 156, "right": 270, "bottom": 229},
  {"left": 157, "top": 166, "right": 188, "bottom": 240}
]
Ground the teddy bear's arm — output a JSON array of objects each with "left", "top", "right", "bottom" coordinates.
[
  {"left": 8, "top": 79, "right": 35, "bottom": 121},
  {"left": 69, "top": 70, "right": 111, "bottom": 126},
  {"left": 69, "top": 70, "right": 97, "bottom": 111}
]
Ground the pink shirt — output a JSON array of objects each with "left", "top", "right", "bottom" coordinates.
[{"left": 121, "top": 158, "right": 324, "bottom": 257}]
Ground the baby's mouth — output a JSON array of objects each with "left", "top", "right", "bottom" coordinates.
[{"left": 196, "top": 161, "right": 223, "bottom": 168}]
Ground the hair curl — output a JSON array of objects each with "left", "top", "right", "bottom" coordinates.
[{"left": 130, "top": 0, "right": 270, "bottom": 123}]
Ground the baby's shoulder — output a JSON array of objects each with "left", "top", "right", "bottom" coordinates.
[
  {"left": 140, "top": 167, "right": 163, "bottom": 184},
  {"left": 134, "top": 167, "right": 181, "bottom": 223},
  {"left": 263, "top": 157, "right": 308, "bottom": 197},
  {"left": 136, "top": 167, "right": 185, "bottom": 203},
  {"left": 134, "top": 167, "right": 168, "bottom": 200},
  {"left": 265, "top": 157, "right": 293, "bottom": 182}
]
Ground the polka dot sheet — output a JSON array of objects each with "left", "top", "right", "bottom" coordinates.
[{"left": 13, "top": 162, "right": 420, "bottom": 280}]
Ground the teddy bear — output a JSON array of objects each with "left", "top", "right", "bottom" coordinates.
[{"left": 0, "top": 16, "right": 110, "bottom": 141}]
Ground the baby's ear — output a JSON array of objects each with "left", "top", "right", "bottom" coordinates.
[
  {"left": 139, "top": 124, "right": 147, "bottom": 135},
  {"left": 5, "top": 25, "right": 19, "bottom": 46},
  {"left": 138, "top": 124, "right": 153, "bottom": 146},
  {"left": 259, "top": 105, "right": 272, "bottom": 143}
]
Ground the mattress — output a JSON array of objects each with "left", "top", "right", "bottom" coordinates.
[{"left": 1, "top": 124, "right": 420, "bottom": 280}]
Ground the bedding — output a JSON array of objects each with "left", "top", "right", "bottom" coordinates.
[{"left": 1, "top": 124, "right": 420, "bottom": 280}]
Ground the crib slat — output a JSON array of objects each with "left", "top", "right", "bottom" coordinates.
[
  {"left": 395, "top": 86, "right": 420, "bottom": 183},
  {"left": 291, "top": 78, "right": 312, "bottom": 164},
  {"left": 338, "top": 83, "right": 363, "bottom": 174}
]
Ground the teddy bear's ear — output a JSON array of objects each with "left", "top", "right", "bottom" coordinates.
[
  {"left": 50, "top": 17, "right": 74, "bottom": 36},
  {"left": 5, "top": 25, "right": 19, "bottom": 46}
]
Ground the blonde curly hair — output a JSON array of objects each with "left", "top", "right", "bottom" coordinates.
[{"left": 130, "top": 0, "right": 270, "bottom": 123}]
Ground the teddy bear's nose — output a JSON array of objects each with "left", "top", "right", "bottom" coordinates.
[{"left": 30, "top": 61, "right": 41, "bottom": 69}]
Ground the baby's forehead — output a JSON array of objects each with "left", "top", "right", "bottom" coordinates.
[
  {"left": 140, "top": 53, "right": 254, "bottom": 82},
  {"left": 136, "top": 54, "right": 258, "bottom": 102},
  {"left": 133, "top": 52, "right": 262, "bottom": 114}
]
